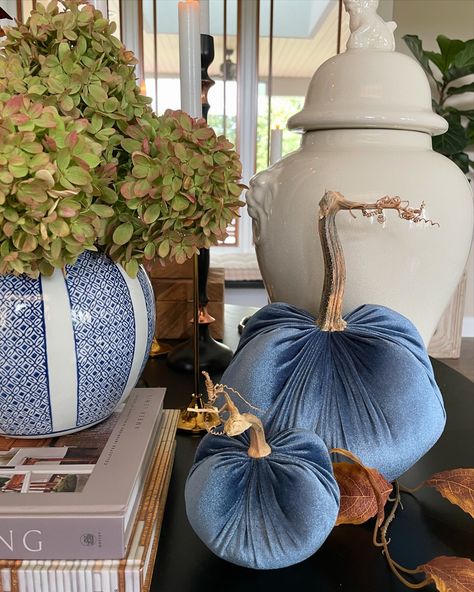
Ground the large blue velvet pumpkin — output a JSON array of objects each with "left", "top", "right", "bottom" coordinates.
[
  {"left": 220, "top": 301, "right": 446, "bottom": 481},
  {"left": 185, "top": 427, "right": 340, "bottom": 569},
  {"left": 220, "top": 192, "right": 446, "bottom": 481}
]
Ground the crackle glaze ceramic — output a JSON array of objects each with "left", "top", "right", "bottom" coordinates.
[
  {"left": 247, "top": 0, "right": 473, "bottom": 344},
  {"left": 0, "top": 251, "right": 155, "bottom": 438}
]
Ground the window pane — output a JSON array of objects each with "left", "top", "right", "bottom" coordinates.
[
  {"left": 208, "top": 0, "right": 238, "bottom": 246},
  {"left": 21, "top": 0, "right": 34, "bottom": 20},
  {"left": 146, "top": 0, "right": 239, "bottom": 245},
  {"left": 153, "top": 0, "right": 181, "bottom": 113},
  {"left": 143, "top": 0, "right": 157, "bottom": 110},
  {"left": 108, "top": 0, "right": 121, "bottom": 40},
  {"left": 257, "top": 0, "right": 348, "bottom": 173},
  {"left": 207, "top": 0, "right": 238, "bottom": 148}
]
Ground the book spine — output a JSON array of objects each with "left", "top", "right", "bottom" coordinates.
[
  {"left": 1, "top": 565, "right": 13, "bottom": 592},
  {"left": 0, "top": 518, "right": 126, "bottom": 561}
]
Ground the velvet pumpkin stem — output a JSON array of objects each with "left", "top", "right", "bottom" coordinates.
[
  {"left": 317, "top": 191, "right": 435, "bottom": 331},
  {"left": 222, "top": 393, "right": 271, "bottom": 459},
  {"left": 245, "top": 414, "right": 272, "bottom": 459},
  {"left": 317, "top": 192, "right": 348, "bottom": 332}
]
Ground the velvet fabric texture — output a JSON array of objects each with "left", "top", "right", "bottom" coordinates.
[
  {"left": 185, "top": 429, "right": 340, "bottom": 570},
  {"left": 220, "top": 303, "right": 446, "bottom": 481}
]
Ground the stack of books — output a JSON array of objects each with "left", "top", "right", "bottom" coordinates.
[{"left": 0, "top": 388, "right": 178, "bottom": 592}]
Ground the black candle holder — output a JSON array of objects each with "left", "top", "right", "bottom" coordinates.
[
  {"left": 200, "top": 33, "right": 214, "bottom": 119},
  {"left": 167, "top": 249, "right": 233, "bottom": 373}
]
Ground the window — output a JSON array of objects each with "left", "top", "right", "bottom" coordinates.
[{"left": 257, "top": 0, "right": 349, "bottom": 172}]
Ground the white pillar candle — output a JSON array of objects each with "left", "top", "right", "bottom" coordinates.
[
  {"left": 200, "top": 0, "right": 210, "bottom": 34},
  {"left": 270, "top": 127, "right": 283, "bottom": 165},
  {"left": 178, "top": 0, "right": 202, "bottom": 118}
]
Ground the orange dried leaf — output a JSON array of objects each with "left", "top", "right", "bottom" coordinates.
[
  {"left": 420, "top": 556, "right": 474, "bottom": 592},
  {"left": 333, "top": 461, "right": 392, "bottom": 526},
  {"left": 425, "top": 469, "right": 474, "bottom": 518}
]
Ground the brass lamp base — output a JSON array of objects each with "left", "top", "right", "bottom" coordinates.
[{"left": 177, "top": 394, "right": 220, "bottom": 434}]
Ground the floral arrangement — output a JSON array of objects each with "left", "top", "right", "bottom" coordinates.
[{"left": 0, "top": 0, "right": 244, "bottom": 278}]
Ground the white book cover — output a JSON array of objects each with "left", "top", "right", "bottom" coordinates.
[{"left": 0, "top": 388, "right": 165, "bottom": 560}]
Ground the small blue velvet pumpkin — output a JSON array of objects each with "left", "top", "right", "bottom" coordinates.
[
  {"left": 185, "top": 427, "right": 340, "bottom": 569},
  {"left": 220, "top": 301, "right": 446, "bottom": 481}
]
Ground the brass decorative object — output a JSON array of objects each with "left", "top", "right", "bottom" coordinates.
[
  {"left": 177, "top": 253, "right": 205, "bottom": 432},
  {"left": 149, "top": 338, "right": 172, "bottom": 357},
  {"left": 176, "top": 253, "right": 222, "bottom": 433}
]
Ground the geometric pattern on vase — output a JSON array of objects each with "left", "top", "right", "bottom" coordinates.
[
  {"left": 137, "top": 267, "right": 156, "bottom": 378},
  {"left": 65, "top": 251, "right": 135, "bottom": 427},
  {"left": 0, "top": 251, "right": 154, "bottom": 437},
  {"left": 0, "top": 275, "right": 52, "bottom": 436}
]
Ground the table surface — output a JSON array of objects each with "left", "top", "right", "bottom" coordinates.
[{"left": 139, "top": 304, "right": 474, "bottom": 592}]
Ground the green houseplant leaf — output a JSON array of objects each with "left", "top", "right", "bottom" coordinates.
[
  {"left": 447, "top": 82, "right": 474, "bottom": 96},
  {"left": 454, "top": 39, "right": 474, "bottom": 69},
  {"left": 435, "top": 35, "right": 466, "bottom": 71},
  {"left": 404, "top": 33, "right": 474, "bottom": 175},
  {"left": 403, "top": 35, "right": 435, "bottom": 80},
  {"left": 432, "top": 114, "right": 468, "bottom": 155}
]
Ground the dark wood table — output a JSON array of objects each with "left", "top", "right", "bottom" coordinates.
[{"left": 140, "top": 305, "right": 474, "bottom": 592}]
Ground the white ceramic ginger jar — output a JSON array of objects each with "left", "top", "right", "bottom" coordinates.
[{"left": 247, "top": 0, "right": 473, "bottom": 345}]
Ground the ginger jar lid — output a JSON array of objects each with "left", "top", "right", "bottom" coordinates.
[{"left": 287, "top": 0, "right": 447, "bottom": 136}]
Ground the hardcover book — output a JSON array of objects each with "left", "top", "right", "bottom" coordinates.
[
  {"left": 0, "top": 408, "right": 179, "bottom": 592},
  {"left": 0, "top": 388, "right": 165, "bottom": 560}
]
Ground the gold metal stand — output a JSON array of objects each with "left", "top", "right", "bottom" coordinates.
[{"left": 177, "top": 253, "right": 207, "bottom": 433}]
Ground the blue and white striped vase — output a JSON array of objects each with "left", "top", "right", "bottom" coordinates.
[{"left": 0, "top": 251, "right": 156, "bottom": 437}]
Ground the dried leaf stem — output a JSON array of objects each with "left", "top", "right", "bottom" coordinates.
[
  {"left": 399, "top": 483, "right": 426, "bottom": 495},
  {"left": 379, "top": 482, "right": 433, "bottom": 589},
  {"left": 202, "top": 371, "right": 262, "bottom": 412},
  {"left": 331, "top": 449, "right": 438, "bottom": 589}
]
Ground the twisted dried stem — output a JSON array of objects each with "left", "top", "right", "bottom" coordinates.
[
  {"left": 330, "top": 448, "right": 434, "bottom": 588},
  {"left": 317, "top": 191, "right": 438, "bottom": 332},
  {"left": 379, "top": 482, "right": 433, "bottom": 589},
  {"left": 202, "top": 372, "right": 271, "bottom": 459},
  {"left": 202, "top": 371, "right": 262, "bottom": 411}
]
